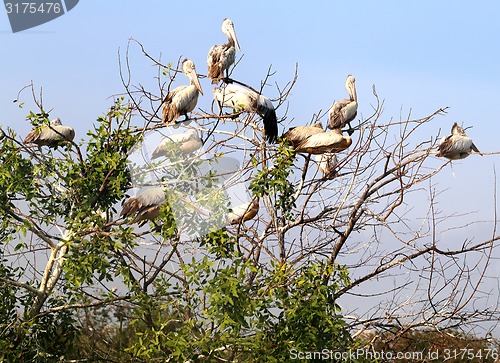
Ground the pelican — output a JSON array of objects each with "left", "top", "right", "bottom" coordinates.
[
  {"left": 315, "top": 153, "right": 338, "bottom": 178},
  {"left": 162, "top": 59, "right": 204, "bottom": 126},
  {"left": 227, "top": 198, "right": 259, "bottom": 225},
  {"left": 207, "top": 18, "right": 240, "bottom": 84},
  {"left": 437, "top": 122, "right": 480, "bottom": 160},
  {"left": 213, "top": 83, "right": 278, "bottom": 143},
  {"left": 152, "top": 129, "right": 203, "bottom": 159},
  {"left": 23, "top": 118, "right": 75, "bottom": 146},
  {"left": 328, "top": 75, "right": 357, "bottom": 135},
  {"left": 282, "top": 122, "right": 324, "bottom": 148},
  {"left": 120, "top": 188, "right": 166, "bottom": 225},
  {"left": 283, "top": 125, "right": 351, "bottom": 155}
]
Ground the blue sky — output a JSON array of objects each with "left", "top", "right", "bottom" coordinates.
[
  {"left": 1, "top": 0, "right": 500, "bottom": 332},
  {"left": 2, "top": 1, "right": 500, "bottom": 142}
]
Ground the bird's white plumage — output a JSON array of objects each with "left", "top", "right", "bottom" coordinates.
[
  {"left": 213, "top": 83, "right": 251, "bottom": 112},
  {"left": 438, "top": 123, "right": 479, "bottom": 160},
  {"left": 213, "top": 83, "right": 278, "bottom": 142}
]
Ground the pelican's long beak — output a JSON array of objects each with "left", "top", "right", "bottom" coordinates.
[
  {"left": 188, "top": 67, "right": 204, "bottom": 96},
  {"left": 348, "top": 81, "right": 357, "bottom": 102},
  {"left": 212, "top": 88, "right": 222, "bottom": 113},
  {"left": 228, "top": 24, "right": 240, "bottom": 51}
]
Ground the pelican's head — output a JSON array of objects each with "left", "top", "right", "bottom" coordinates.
[
  {"left": 451, "top": 122, "right": 467, "bottom": 136},
  {"left": 345, "top": 75, "right": 357, "bottom": 101},
  {"left": 221, "top": 18, "right": 240, "bottom": 51},
  {"left": 311, "top": 122, "right": 323, "bottom": 129},
  {"left": 182, "top": 58, "right": 204, "bottom": 96},
  {"left": 50, "top": 118, "right": 62, "bottom": 126}
]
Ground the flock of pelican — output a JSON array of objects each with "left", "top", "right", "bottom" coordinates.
[{"left": 21, "top": 18, "right": 481, "bottom": 229}]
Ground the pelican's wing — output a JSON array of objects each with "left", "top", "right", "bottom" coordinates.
[
  {"left": 329, "top": 99, "right": 357, "bottom": 129},
  {"left": 50, "top": 125, "right": 75, "bottom": 143},
  {"left": 295, "top": 132, "right": 348, "bottom": 154},
  {"left": 471, "top": 142, "right": 480, "bottom": 153},
  {"left": 256, "top": 95, "right": 278, "bottom": 143},
  {"left": 139, "top": 188, "right": 166, "bottom": 207},
  {"left": 23, "top": 125, "right": 74, "bottom": 146},
  {"left": 283, "top": 125, "right": 324, "bottom": 147},
  {"left": 120, "top": 196, "right": 141, "bottom": 218},
  {"left": 173, "top": 86, "right": 199, "bottom": 112},
  {"left": 162, "top": 85, "right": 190, "bottom": 122},
  {"left": 132, "top": 204, "right": 161, "bottom": 224},
  {"left": 215, "top": 84, "right": 251, "bottom": 112},
  {"left": 23, "top": 126, "right": 43, "bottom": 144},
  {"left": 163, "top": 85, "right": 187, "bottom": 105},
  {"left": 207, "top": 44, "right": 225, "bottom": 82},
  {"left": 245, "top": 92, "right": 277, "bottom": 143}
]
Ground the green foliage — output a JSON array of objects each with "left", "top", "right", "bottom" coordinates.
[
  {"left": 200, "top": 227, "right": 236, "bottom": 258},
  {"left": 250, "top": 139, "right": 296, "bottom": 220},
  {"left": 248, "top": 261, "right": 352, "bottom": 361},
  {"left": 67, "top": 98, "right": 139, "bottom": 219},
  {"left": 0, "top": 258, "right": 79, "bottom": 362}
]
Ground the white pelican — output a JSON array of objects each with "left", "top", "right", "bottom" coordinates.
[
  {"left": 315, "top": 153, "right": 338, "bottom": 178},
  {"left": 213, "top": 83, "right": 278, "bottom": 143},
  {"left": 282, "top": 122, "right": 324, "bottom": 148},
  {"left": 120, "top": 188, "right": 166, "bottom": 225},
  {"left": 437, "top": 122, "right": 480, "bottom": 160},
  {"left": 151, "top": 129, "right": 202, "bottom": 159},
  {"left": 23, "top": 118, "right": 75, "bottom": 146},
  {"left": 227, "top": 198, "right": 259, "bottom": 225},
  {"left": 162, "top": 59, "right": 204, "bottom": 126},
  {"left": 328, "top": 75, "right": 357, "bottom": 135},
  {"left": 207, "top": 18, "right": 240, "bottom": 84}
]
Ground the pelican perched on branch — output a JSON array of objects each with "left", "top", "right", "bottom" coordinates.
[
  {"left": 282, "top": 122, "right": 324, "bottom": 148},
  {"left": 207, "top": 18, "right": 240, "bottom": 84},
  {"left": 437, "top": 122, "right": 480, "bottom": 160},
  {"left": 213, "top": 83, "right": 278, "bottom": 143},
  {"left": 294, "top": 129, "right": 351, "bottom": 154},
  {"left": 283, "top": 124, "right": 351, "bottom": 155},
  {"left": 162, "top": 59, "right": 203, "bottom": 126},
  {"left": 227, "top": 198, "right": 259, "bottom": 225},
  {"left": 328, "top": 75, "right": 357, "bottom": 135},
  {"left": 23, "top": 118, "right": 75, "bottom": 147},
  {"left": 120, "top": 188, "right": 166, "bottom": 225},
  {"left": 152, "top": 129, "right": 203, "bottom": 159}
]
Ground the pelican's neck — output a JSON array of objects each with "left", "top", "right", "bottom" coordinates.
[
  {"left": 226, "top": 36, "right": 235, "bottom": 48},
  {"left": 349, "top": 83, "right": 357, "bottom": 102}
]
